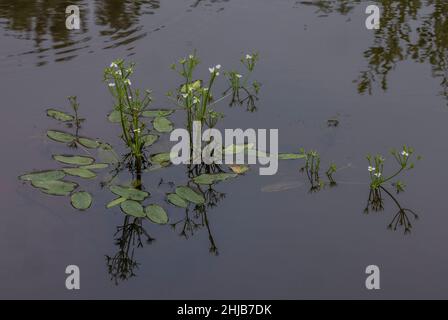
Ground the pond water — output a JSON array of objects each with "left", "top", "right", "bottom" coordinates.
[{"left": 1, "top": 0, "right": 448, "bottom": 299}]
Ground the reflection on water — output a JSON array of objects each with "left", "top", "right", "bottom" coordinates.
[
  {"left": 105, "top": 162, "right": 226, "bottom": 284},
  {"left": 364, "top": 186, "right": 419, "bottom": 234},
  {"left": 0, "top": 0, "right": 160, "bottom": 66},
  {"left": 95, "top": 0, "right": 160, "bottom": 51},
  {"left": 301, "top": 0, "right": 448, "bottom": 103}
]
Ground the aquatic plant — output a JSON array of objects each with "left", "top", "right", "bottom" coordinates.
[
  {"left": 299, "top": 148, "right": 338, "bottom": 192},
  {"left": 364, "top": 146, "right": 420, "bottom": 234},
  {"left": 19, "top": 53, "right": 307, "bottom": 253},
  {"left": 366, "top": 146, "right": 419, "bottom": 192}
]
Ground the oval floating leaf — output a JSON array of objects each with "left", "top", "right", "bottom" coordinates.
[
  {"left": 53, "top": 155, "right": 95, "bottom": 166},
  {"left": 46, "top": 109, "right": 74, "bottom": 122},
  {"left": 229, "top": 165, "right": 250, "bottom": 174},
  {"left": 153, "top": 117, "right": 173, "bottom": 133},
  {"left": 175, "top": 186, "right": 205, "bottom": 205},
  {"left": 142, "top": 109, "right": 175, "bottom": 118},
  {"left": 150, "top": 152, "right": 171, "bottom": 165},
  {"left": 166, "top": 193, "right": 188, "bottom": 208},
  {"left": 47, "top": 130, "right": 75, "bottom": 143},
  {"left": 193, "top": 173, "right": 237, "bottom": 185},
  {"left": 120, "top": 200, "right": 145, "bottom": 217},
  {"left": 223, "top": 143, "right": 254, "bottom": 155},
  {"left": 107, "top": 110, "right": 122, "bottom": 123},
  {"left": 81, "top": 163, "right": 108, "bottom": 170},
  {"left": 110, "top": 185, "right": 149, "bottom": 201},
  {"left": 142, "top": 134, "right": 158, "bottom": 147},
  {"left": 278, "top": 153, "right": 306, "bottom": 160},
  {"left": 261, "top": 180, "right": 304, "bottom": 193},
  {"left": 71, "top": 191, "right": 92, "bottom": 210},
  {"left": 63, "top": 168, "right": 97, "bottom": 179},
  {"left": 19, "top": 170, "right": 65, "bottom": 182},
  {"left": 78, "top": 137, "right": 100, "bottom": 149},
  {"left": 106, "top": 197, "right": 127, "bottom": 209},
  {"left": 145, "top": 204, "right": 168, "bottom": 224},
  {"left": 31, "top": 180, "right": 78, "bottom": 196}
]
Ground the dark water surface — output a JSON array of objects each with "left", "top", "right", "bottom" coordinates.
[{"left": 1, "top": 0, "right": 448, "bottom": 299}]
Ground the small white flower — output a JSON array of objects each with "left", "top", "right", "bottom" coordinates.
[
  {"left": 401, "top": 151, "right": 409, "bottom": 157},
  {"left": 108, "top": 83, "right": 115, "bottom": 87},
  {"left": 209, "top": 67, "right": 215, "bottom": 73},
  {"left": 374, "top": 172, "right": 382, "bottom": 178},
  {"left": 193, "top": 97, "right": 200, "bottom": 104},
  {"left": 128, "top": 96, "right": 132, "bottom": 100},
  {"left": 116, "top": 70, "right": 122, "bottom": 76},
  {"left": 181, "top": 93, "right": 188, "bottom": 99},
  {"left": 133, "top": 128, "right": 141, "bottom": 133},
  {"left": 216, "top": 72, "right": 220, "bottom": 76},
  {"left": 203, "top": 88, "right": 209, "bottom": 91},
  {"left": 189, "top": 54, "right": 194, "bottom": 59},
  {"left": 246, "top": 54, "right": 252, "bottom": 60},
  {"left": 236, "top": 74, "right": 242, "bottom": 78},
  {"left": 124, "top": 79, "right": 131, "bottom": 85},
  {"left": 368, "top": 166, "right": 375, "bottom": 172},
  {"left": 215, "top": 64, "right": 221, "bottom": 70},
  {"left": 110, "top": 62, "right": 118, "bottom": 68}
]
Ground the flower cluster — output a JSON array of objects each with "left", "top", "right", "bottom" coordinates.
[{"left": 366, "top": 145, "right": 418, "bottom": 191}]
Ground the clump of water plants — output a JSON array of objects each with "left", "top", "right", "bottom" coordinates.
[
  {"left": 19, "top": 96, "right": 114, "bottom": 210},
  {"left": 20, "top": 52, "right": 318, "bottom": 281},
  {"left": 364, "top": 146, "right": 420, "bottom": 234},
  {"left": 299, "top": 148, "right": 338, "bottom": 192},
  {"left": 168, "top": 51, "right": 260, "bottom": 130}
]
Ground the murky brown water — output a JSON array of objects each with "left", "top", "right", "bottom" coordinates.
[{"left": 1, "top": 0, "right": 448, "bottom": 299}]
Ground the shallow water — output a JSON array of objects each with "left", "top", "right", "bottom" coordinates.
[{"left": 1, "top": 0, "right": 448, "bottom": 299}]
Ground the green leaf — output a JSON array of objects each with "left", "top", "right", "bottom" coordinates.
[
  {"left": 71, "top": 191, "right": 92, "bottom": 210},
  {"left": 63, "top": 168, "right": 97, "bottom": 179},
  {"left": 110, "top": 185, "right": 149, "bottom": 201},
  {"left": 120, "top": 200, "right": 145, "bottom": 217},
  {"left": 181, "top": 80, "right": 201, "bottom": 93},
  {"left": 46, "top": 109, "right": 74, "bottom": 122},
  {"left": 278, "top": 153, "right": 306, "bottom": 160},
  {"left": 31, "top": 180, "right": 78, "bottom": 196},
  {"left": 142, "top": 134, "right": 158, "bottom": 147},
  {"left": 150, "top": 152, "right": 171, "bottom": 165},
  {"left": 166, "top": 193, "right": 188, "bottom": 208},
  {"left": 142, "top": 110, "right": 175, "bottom": 118},
  {"left": 81, "top": 163, "right": 108, "bottom": 170},
  {"left": 153, "top": 117, "right": 173, "bottom": 133},
  {"left": 106, "top": 197, "right": 127, "bottom": 209},
  {"left": 19, "top": 170, "right": 65, "bottom": 182},
  {"left": 78, "top": 137, "right": 100, "bottom": 149},
  {"left": 175, "top": 186, "right": 205, "bottom": 205},
  {"left": 145, "top": 204, "right": 169, "bottom": 224},
  {"left": 193, "top": 173, "right": 238, "bottom": 185},
  {"left": 53, "top": 155, "right": 95, "bottom": 166},
  {"left": 47, "top": 130, "right": 75, "bottom": 143},
  {"left": 223, "top": 143, "right": 254, "bottom": 154},
  {"left": 261, "top": 180, "right": 304, "bottom": 193},
  {"left": 107, "top": 110, "right": 122, "bottom": 123}
]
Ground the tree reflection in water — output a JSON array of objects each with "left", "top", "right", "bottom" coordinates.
[{"left": 300, "top": 0, "right": 448, "bottom": 103}]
